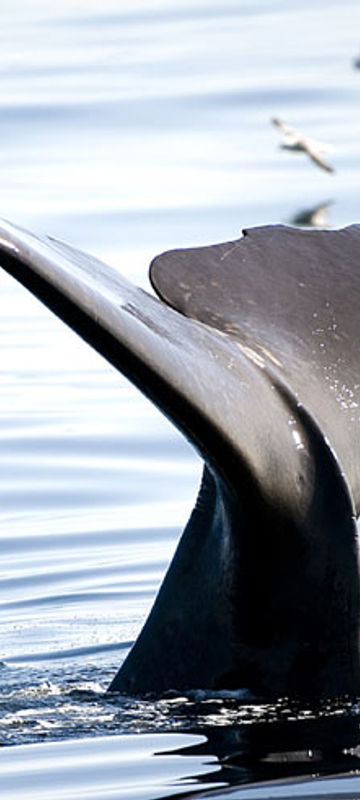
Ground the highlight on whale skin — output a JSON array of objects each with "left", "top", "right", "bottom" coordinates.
[{"left": 0, "top": 217, "right": 359, "bottom": 700}]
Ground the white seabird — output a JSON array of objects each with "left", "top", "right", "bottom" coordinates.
[
  {"left": 291, "top": 200, "right": 333, "bottom": 228},
  {"left": 271, "top": 118, "right": 335, "bottom": 173}
]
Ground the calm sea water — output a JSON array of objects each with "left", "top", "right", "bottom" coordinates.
[{"left": 1, "top": 1, "right": 360, "bottom": 798}]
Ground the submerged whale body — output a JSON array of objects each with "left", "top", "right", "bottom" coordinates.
[{"left": 0, "top": 220, "right": 360, "bottom": 699}]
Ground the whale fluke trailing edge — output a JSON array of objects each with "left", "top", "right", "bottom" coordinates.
[{"left": 0, "top": 219, "right": 360, "bottom": 699}]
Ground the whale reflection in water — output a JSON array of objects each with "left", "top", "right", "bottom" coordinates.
[
  {"left": 164, "top": 710, "right": 360, "bottom": 792},
  {"left": 0, "top": 219, "right": 360, "bottom": 700}
]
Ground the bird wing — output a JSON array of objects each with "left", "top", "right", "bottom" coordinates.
[
  {"left": 304, "top": 141, "right": 335, "bottom": 172},
  {"left": 271, "top": 117, "right": 300, "bottom": 143}
]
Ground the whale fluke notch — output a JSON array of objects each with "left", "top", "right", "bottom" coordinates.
[{"left": 0, "top": 219, "right": 359, "bottom": 699}]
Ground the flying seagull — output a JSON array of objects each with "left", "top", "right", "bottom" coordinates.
[
  {"left": 272, "top": 118, "right": 335, "bottom": 173},
  {"left": 291, "top": 199, "right": 333, "bottom": 228},
  {"left": 0, "top": 219, "right": 359, "bottom": 699}
]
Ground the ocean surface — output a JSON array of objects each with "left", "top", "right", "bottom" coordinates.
[{"left": 1, "top": 1, "right": 360, "bottom": 798}]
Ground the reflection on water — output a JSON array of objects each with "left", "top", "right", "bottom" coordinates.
[
  {"left": 168, "top": 708, "right": 360, "bottom": 792},
  {"left": 1, "top": 0, "right": 360, "bottom": 798},
  {"left": 0, "top": 732, "right": 220, "bottom": 800},
  {"left": 1, "top": 670, "right": 360, "bottom": 798}
]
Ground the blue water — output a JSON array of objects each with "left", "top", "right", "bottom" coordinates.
[{"left": 1, "top": 1, "right": 360, "bottom": 797}]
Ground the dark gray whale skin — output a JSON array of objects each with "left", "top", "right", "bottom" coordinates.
[{"left": 0, "top": 219, "right": 359, "bottom": 699}]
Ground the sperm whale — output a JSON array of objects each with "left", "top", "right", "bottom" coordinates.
[{"left": 0, "top": 219, "right": 359, "bottom": 699}]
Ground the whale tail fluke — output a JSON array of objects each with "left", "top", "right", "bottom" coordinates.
[{"left": 0, "top": 219, "right": 359, "bottom": 698}]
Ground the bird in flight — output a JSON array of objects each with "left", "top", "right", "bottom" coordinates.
[
  {"left": 291, "top": 199, "right": 333, "bottom": 228},
  {"left": 271, "top": 118, "right": 335, "bottom": 173}
]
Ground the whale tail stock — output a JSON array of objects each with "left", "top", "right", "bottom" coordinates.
[{"left": 0, "top": 219, "right": 359, "bottom": 698}]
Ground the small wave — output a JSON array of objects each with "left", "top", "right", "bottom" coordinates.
[{"left": 4, "top": 640, "right": 133, "bottom": 665}]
